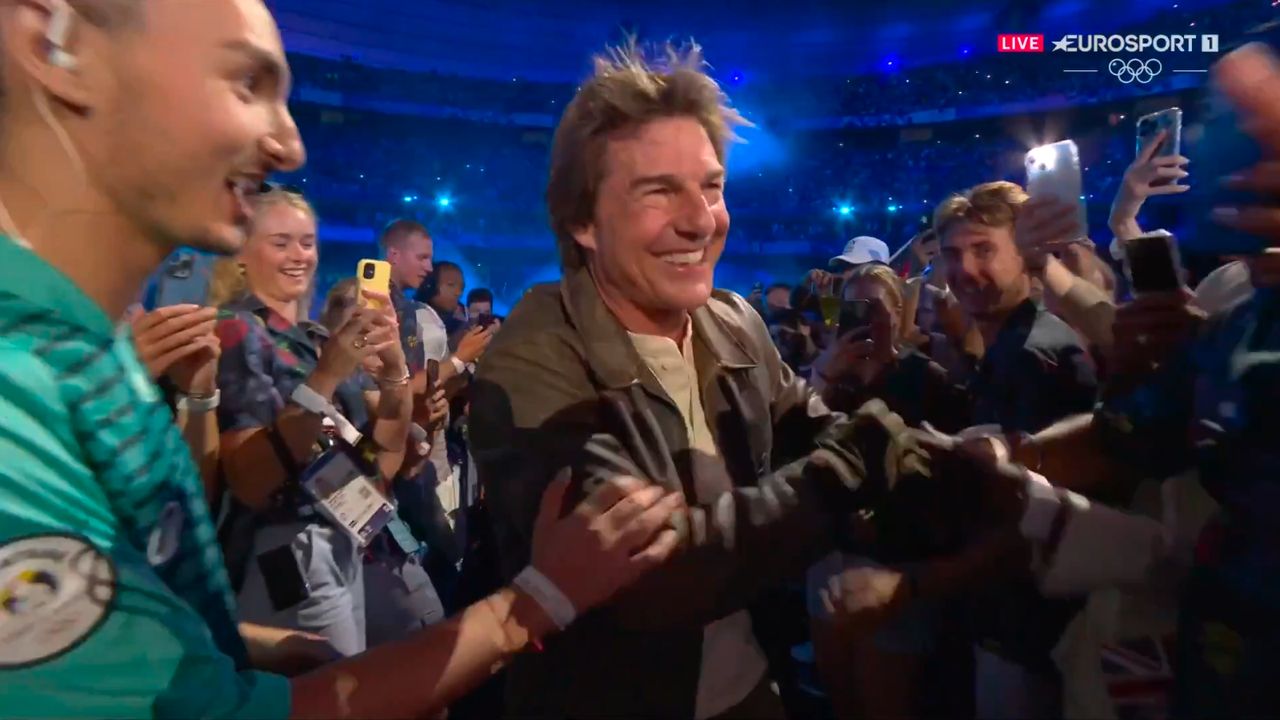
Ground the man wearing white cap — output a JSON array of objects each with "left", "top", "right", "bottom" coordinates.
[
  {"left": 806, "top": 236, "right": 892, "bottom": 296},
  {"left": 832, "top": 235, "right": 892, "bottom": 268}
]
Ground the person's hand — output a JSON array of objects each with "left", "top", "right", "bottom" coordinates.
[
  {"left": 454, "top": 325, "right": 495, "bottom": 365},
  {"left": 426, "top": 387, "right": 448, "bottom": 431},
  {"left": 1015, "top": 196, "right": 1085, "bottom": 273},
  {"left": 530, "top": 473, "right": 684, "bottom": 616},
  {"left": 240, "top": 623, "right": 341, "bottom": 677},
  {"left": 934, "top": 288, "right": 970, "bottom": 346},
  {"left": 914, "top": 425, "right": 1033, "bottom": 528},
  {"left": 806, "top": 269, "right": 836, "bottom": 295},
  {"left": 1109, "top": 129, "right": 1191, "bottom": 241},
  {"left": 129, "top": 304, "right": 221, "bottom": 395},
  {"left": 1212, "top": 42, "right": 1280, "bottom": 270},
  {"left": 359, "top": 290, "right": 408, "bottom": 380},
  {"left": 1109, "top": 288, "right": 1205, "bottom": 379},
  {"left": 820, "top": 566, "right": 911, "bottom": 633},
  {"left": 401, "top": 424, "right": 433, "bottom": 479},
  {"left": 315, "top": 305, "right": 398, "bottom": 390},
  {"left": 813, "top": 331, "right": 877, "bottom": 386}
]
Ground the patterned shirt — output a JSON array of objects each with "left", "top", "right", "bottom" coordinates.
[
  {"left": 215, "top": 294, "right": 372, "bottom": 436},
  {"left": 0, "top": 238, "right": 288, "bottom": 718}
]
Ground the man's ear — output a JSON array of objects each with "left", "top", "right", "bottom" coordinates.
[
  {"left": 571, "top": 223, "right": 598, "bottom": 253},
  {"left": 385, "top": 246, "right": 400, "bottom": 264},
  {"left": 2, "top": 0, "right": 100, "bottom": 112}
]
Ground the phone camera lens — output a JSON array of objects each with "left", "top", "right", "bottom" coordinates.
[{"left": 362, "top": 264, "right": 376, "bottom": 280}]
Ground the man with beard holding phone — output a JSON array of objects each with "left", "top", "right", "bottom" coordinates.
[{"left": 934, "top": 181, "right": 1099, "bottom": 719}]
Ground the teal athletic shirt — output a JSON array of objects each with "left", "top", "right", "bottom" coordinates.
[{"left": 0, "top": 237, "right": 289, "bottom": 719}]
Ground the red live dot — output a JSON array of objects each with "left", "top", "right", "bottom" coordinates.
[{"left": 998, "top": 34, "right": 1045, "bottom": 52}]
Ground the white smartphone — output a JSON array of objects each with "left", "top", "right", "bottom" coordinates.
[
  {"left": 1026, "top": 139, "right": 1087, "bottom": 232},
  {"left": 1136, "top": 107, "right": 1183, "bottom": 161}
]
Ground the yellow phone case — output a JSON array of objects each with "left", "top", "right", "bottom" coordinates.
[{"left": 357, "top": 259, "right": 392, "bottom": 310}]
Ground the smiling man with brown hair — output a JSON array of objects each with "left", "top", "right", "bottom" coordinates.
[{"left": 471, "top": 41, "right": 941, "bottom": 719}]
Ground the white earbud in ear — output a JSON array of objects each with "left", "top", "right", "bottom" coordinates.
[{"left": 46, "top": 2, "right": 77, "bottom": 70}]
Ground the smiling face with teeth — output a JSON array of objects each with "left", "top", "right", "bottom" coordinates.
[
  {"left": 572, "top": 116, "right": 729, "bottom": 337},
  {"left": 57, "top": 0, "right": 305, "bottom": 257},
  {"left": 240, "top": 198, "right": 318, "bottom": 309}
]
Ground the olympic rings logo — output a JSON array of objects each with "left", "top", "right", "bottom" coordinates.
[{"left": 1108, "top": 58, "right": 1163, "bottom": 84}]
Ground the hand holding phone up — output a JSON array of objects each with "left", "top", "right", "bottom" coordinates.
[
  {"left": 1014, "top": 196, "right": 1083, "bottom": 272},
  {"left": 1110, "top": 130, "right": 1191, "bottom": 240}
]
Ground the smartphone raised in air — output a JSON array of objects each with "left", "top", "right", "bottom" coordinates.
[
  {"left": 1136, "top": 108, "right": 1183, "bottom": 165},
  {"left": 426, "top": 359, "right": 440, "bottom": 395},
  {"left": 1026, "top": 140, "right": 1087, "bottom": 232},
  {"left": 838, "top": 299, "right": 874, "bottom": 338},
  {"left": 1123, "top": 230, "right": 1184, "bottom": 295},
  {"left": 1027, "top": 140, "right": 1083, "bottom": 203},
  {"left": 357, "top": 259, "right": 392, "bottom": 310}
]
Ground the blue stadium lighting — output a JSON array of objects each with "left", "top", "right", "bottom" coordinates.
[
  {"left": 960, "top": 46, "right": 972, "bottom": 57},
  {"left": 836, "top": 204, "right": 854, "bottom": 217},
  {"left": 436, "top": 194, "right": 453, "bottom": 209},
  {"left": 402, "top": 194, "right": 415, "bottom": 203},
  {"left": 887, "top": 204, "right": 899, "bottom": 213}
]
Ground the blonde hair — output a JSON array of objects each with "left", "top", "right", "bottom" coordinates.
[
  {"left": 847, "top": 263, "right": 906, "bottom": 311},
  {"left": 547, "top": 39, "right": 749, "bottom": 270},
  {"left": 223, "top": 188, "right": 320, "bottom": 316},
  {"left": 933, "top": 181, "right": 1029, "bottom": 242}
]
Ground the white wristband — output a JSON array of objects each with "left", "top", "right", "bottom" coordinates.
[
  {"left": 450, "top": 356, "right": 468, "bottom": 375},
  {"left": 290, "top": 383, "right": 361, "bottom": 446},
  {"left": 176, "top": 389, "right": 220, "bottom": 413},
  {"left": 1018, "top": 471, "right": 1062, "bottom": 543},
  {"left": 512, "top": 566, "right": 576, "bottom": 630}
]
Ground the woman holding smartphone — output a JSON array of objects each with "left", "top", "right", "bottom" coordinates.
[
  {"left": 319, "top": 278, "right": 451, "bottom": 644},
  {"left": 214, "top": 188, "right": 413, "bottom": 656},
  {"left": 807, "top": 262, "right": 972, "bottom": 720},
  {"left": 810, "top": 263, "right": 969, "bottom": 430}
]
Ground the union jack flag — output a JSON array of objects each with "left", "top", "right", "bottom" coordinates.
[{"left": 1100, "top": 633, "right": 1176, "bottom": 720}]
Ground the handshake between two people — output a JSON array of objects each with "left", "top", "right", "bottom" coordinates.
[{"left": 522, "top": 391, "right": 1035, "bottom": 635}]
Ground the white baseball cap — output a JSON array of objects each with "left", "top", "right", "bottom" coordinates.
[{"left": 830, "top": 236, "right": 890, "bottom": 267}]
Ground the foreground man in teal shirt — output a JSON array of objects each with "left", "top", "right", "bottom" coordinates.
[{"left": 0, "top": 1, "right": 681, "bottom": 717}]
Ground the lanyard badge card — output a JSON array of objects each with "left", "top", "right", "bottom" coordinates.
[{"left": 299, "top": 438, "right": 395, "bottom": 548}]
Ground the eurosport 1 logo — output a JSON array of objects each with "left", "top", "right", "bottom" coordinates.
[{"left": 997, "top": 33, "right": 1220, "bottom": 85}]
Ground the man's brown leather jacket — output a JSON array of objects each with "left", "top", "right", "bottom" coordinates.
[{"left": 470, "top": 266, "right": 930, "bottom": 719}]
